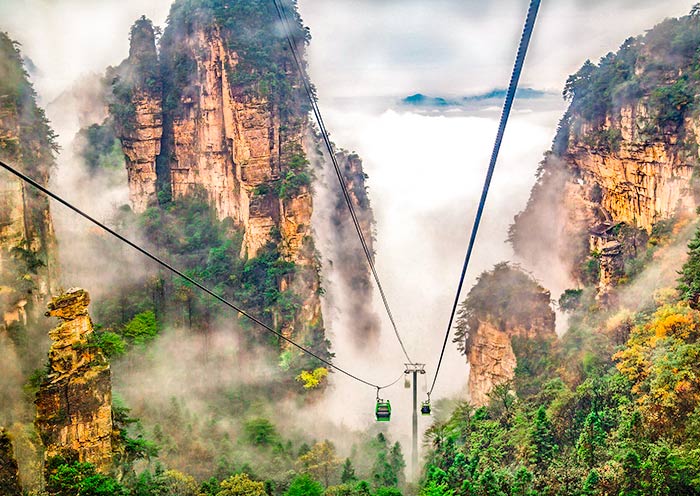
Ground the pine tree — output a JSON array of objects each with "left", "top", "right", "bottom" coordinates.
[
  {"left": 576, "top": 411, "right": 606, "bottom": 468},
  {"left": 372, "top": 451, "right": 397, "bottom": 488},
  {"left": 341, "top": 458, "right": 357, "bottom": 483},
  {"left": 389, "top": 442, "right": 406, "bottom": 487},
  {"left": 530, "top": 406, "right": 556, "bottom": 470}
]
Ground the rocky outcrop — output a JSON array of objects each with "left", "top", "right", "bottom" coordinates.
[
  {"left": 455, "top": 263, "right": 556, "bottom": 406},
  {"left": 112, "top": 16, "right": 299, "bottom": 259},
  {"left": 567, "top": 108, "right": 696, "bottom": 234},
  {"left": 35, "top": 289, "right": 113, "bottom": 472},
  {"left": 0, "top": 428, "right": 22, "bottom": 496},
  {"left": 510, "top": 28, "right": 700, "bottom": 299},
  {"left": 165, "top": 25, "right": 285, "bottom": 258},
  {"left": 110, "top": 6, "right": 338, "bottom": 348},
  {"left": 596, "top": 239, "right": 624, "bottom": 302},
  {"left": 0, "top": 33, "right": 57, "bottom": 337},
  {"left": 467, "top": 320, "right": 553, "bottom": 406},
  {"left": 111, "top": 17, "right": 163, "bottom": 213}
]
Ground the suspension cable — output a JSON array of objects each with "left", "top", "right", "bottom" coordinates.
[
  {"left": 271, "top": 0, "right": 414, "bottom": 364},
  {"left": 0, "top": 158, "right": 401, "bottom": 391},
  {"left": 428, "top": 0, "right": 542, "bottom": 395}
]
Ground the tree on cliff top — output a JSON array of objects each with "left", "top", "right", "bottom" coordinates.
[{"left": 453, "top": 262, "right": 554, "bottom": 355}]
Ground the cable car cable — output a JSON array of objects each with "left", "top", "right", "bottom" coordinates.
[
  {"left": 0, "top": 158, "right": 401, "bottom": 391},
  {"left": 378, "top": 371, "right": 405, "bottom": 391},
  {"left": 271, "top": 0, "right": 414, "bottom": 365},
  {"left": 428, "top": 0, "right": 542, "bottom": 396}
]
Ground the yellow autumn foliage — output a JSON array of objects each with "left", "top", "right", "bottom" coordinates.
[
  {"left": 614, "top": 303, "right": 700, "bottom": 432},
  {"left": 295, "top": 367, "right": 328, "bottom": 389}
]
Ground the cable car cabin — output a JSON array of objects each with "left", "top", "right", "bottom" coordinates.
[
  {"left": 376, "top": 400, "right": 391, "bottom": 422},
  {"left": 421, "top": 401, "right": 431, "bottom": 416}
]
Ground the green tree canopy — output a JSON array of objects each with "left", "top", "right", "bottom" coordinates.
[{"left": 284, "top": 474, "right": 324, "bottom": 496}]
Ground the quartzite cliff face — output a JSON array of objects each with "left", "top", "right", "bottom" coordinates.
[
  {"left": 0, "top": 33, "right": 57, "bottom": 342},
  {"left": 111, "top": 19, "right": 163, "bottom": 213},
  {"left": 108, "top": 5, "right": 355, "bottom": 348},
  {"left": 511, "top": 28, "right": 700, "bottom": 300},
  {"left": 455, "top": 263, "right": 556, "bottom": 406},
  {"left": 112, "top": 14, "right": 309, "bottom": 260},
  {"left": 35, "top": 289, "right": 113, "bottom": 472}
]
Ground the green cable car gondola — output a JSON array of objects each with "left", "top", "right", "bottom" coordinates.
[
  {"left": 376, "top": 399, "right": 391, "bottom": 422},
  {"left": 421, "top": 400, "right": 431, "bottom": 416}
]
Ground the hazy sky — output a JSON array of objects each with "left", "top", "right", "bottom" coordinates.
[
  {"left": 0, "top": 0, "right": 695, "bottom": 103},
  {"left": 298, "top": 0, "right": 696, "bottom": 98},
  {"left": 0, "top": 0, "right": 697, "bottom": 435}
]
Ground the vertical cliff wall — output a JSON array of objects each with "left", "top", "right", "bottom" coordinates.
[
  {"left": 110, "top": 17, "right": 163, "bottom": 213},
  {"left": 510, "top": 18, "right": 700, "bottom": 300},
  {"left": 320, "top": 148, "right": 381, "bottom": 346},
  {"left": 454, "top": 263, "right": 556, "bottom": 406},
  {"left": 111, "top": 10, "right": 310, "bottom": 259},
  {"left": 0, "top": 40, "right": 60, "bottom": 487},
  {"left": 0, "top": 33, "right": 57, "bottom": 341},
  {"left": 106, "top": 2, "right": 376, "bottom": 356},
  {"left": 35, "top": 289, "right": 113, "bottom": 472}
]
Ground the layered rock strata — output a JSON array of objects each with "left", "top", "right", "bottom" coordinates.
[
  {"left": 467, "top": 320, "right": 553, "bottom": 406},
  {"left": 456, "top": 264, "right": 556, "bottom": 406},
  {"left": 512, "top": 79, "right": 698, "bottom": 299},
  {"left": 35, "top": 289, "right": 113, "bottom": 472},
  {"left": 111, "top": 10, "right": 331, "bottom": 345},
  {"left": 111, "top": 17, "right": 163, "bottom": 212},
  {"left": 569, "top": 109, "right": 696, "bottom": 233},
  {"left": 0, "top": 33, "right": 57, "bottom": 337}
]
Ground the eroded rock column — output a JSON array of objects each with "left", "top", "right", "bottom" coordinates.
[{"left": 35, "top": 288, "right": 113, "bottom": 472}]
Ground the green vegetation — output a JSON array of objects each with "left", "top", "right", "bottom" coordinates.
[
  {"left": 0, "top": 33, "right": 58, "bottom": 170},
  {"left": 453, "top": 263, "right": 553, "bottom": 355},
  {"left": 43, "top": 427, "right": 408, "bottom": 495},
  {"left": 276, "top": 148, "right": 312, "bottom": 199},
  {"left": 93, "top": 194, "right": 309, "bottom": 349},
  {"left": 420, "top": 219, "right": 700, "bottom": 494},
  {"left": 557, "top": 6, "right": 700, "bottom": 156},
  {"left": 559, "top": 289, "right": 584, "bottom": 312},
  {"left": 581, "top": 127, "right": 622, "bottom": 152},
  {"left": 161, "top": 0, "right": 309, "bottom": 108},
  {"left": 46, "top": 459, "right": 128, "bottom": 496},
  {"left": 678, "top": 224, "right": 700, "bottom": 307},
  {"left": 580, "top": 251, "right": 601, "bottom": 286},
  {"left": 243, "top": 418, "right": 279, "bottom": 446},
  {"left": 108, "top": 16, "right": 161, "bottom": 128},
  {"left": 285, "top": 474, "right": 324, "bottom": 496},
  {"left": 77, "top": 121, "right": 125, "bottom": 171},
  {"left": 93, "top": 331, "right": 126, "bottom": 359},
  {"left": 122, "top": 311, "right": 159, "bottom": 345}
]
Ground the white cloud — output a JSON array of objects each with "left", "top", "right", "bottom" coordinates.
[
  {"left": 298, "top": 0, "right": 696, "bottom": 97},
  {"left": 1, "top": 0, "right": 696, "bottom": 446},
  {"left": 0, "top": 0, "right": 172, "bottom": 105}
]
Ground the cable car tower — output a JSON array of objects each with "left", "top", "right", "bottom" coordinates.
[{"left": 405, "top": 363, "right": 426, "bottom": 477}]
